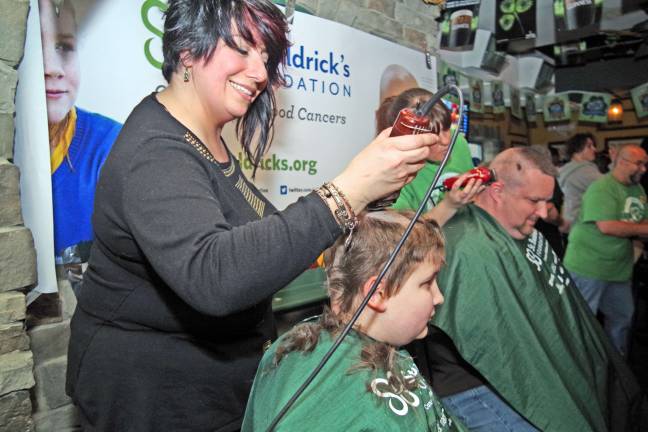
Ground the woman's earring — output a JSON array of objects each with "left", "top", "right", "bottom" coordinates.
[{"left": 183, "top": 67, "right": 190, "bottom": 82}]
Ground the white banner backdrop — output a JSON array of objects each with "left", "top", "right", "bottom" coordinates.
[
  {"left": 16, "top": 0, "right": 437, "bottom": 296},
  {"left": 75, "top": 1, "right": 437, "bottom": 208},
  {"left": 15, "top": 0, "right": 58, "bottom": 298}
]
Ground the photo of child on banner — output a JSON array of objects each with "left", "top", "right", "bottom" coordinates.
[
  {"left": 439, "top": 0, "right": 481, "bottom": 51},
  {"left": 40, "top": 0, "right": 122, "bottom": 295},
  {"left": 553, "top": 0, "right": 603, "bottom": 43}
]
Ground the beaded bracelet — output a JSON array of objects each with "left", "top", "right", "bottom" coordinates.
[
  {"left": 314, "top": 184, "right": 348, "bottom": 230},
  {"left": 324, "top": 182, "right": 358, "bottom": 249},
  {"left": 315, "top": 182, "right": 358, "bottom": 249},
  {"left": 324, "top": 183, "right": 356, "bottom": 229}
]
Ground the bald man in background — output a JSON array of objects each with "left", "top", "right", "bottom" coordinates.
[{"left": 564, "top": 145, "right": 648, "bottom": 357}]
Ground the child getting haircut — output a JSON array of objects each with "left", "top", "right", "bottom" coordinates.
[{"left": 242, "top": 210, "right": 466, "bottom": 431}]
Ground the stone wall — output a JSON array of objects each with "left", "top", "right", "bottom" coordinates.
[
  {"left": 0, "top": 0, "right": 441, "bottom": 430},
  {"left": 0, "top": 1, "right": 37, "bottom": 431},
  {"left": 28, "top": 276, "right": 79, "bottom": 431},
  {"left": 293, "top": 0, "right": 440, "bottom": 53}
]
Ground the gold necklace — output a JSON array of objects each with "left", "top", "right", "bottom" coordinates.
[
  {"left": 183, "top": 131, "right": 235, "bottom": 177},
  {"left": 183, "top": 131, "right": 264, "bottom": 217}
]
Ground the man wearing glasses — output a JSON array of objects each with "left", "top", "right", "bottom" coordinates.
[{"left": 564, "top": 144, "right": 648, "bottom": 356}]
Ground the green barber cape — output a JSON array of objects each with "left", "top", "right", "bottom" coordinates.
[
  {"left": 433, "top": 205, "right": 642, "bottom": 432},
  {"left": 243, "top": 326, "right": 467, "bottom": 431}
]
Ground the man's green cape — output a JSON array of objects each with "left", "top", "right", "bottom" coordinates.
[{"left": 433, "top": 205, "right": 643, "bottom": 432}]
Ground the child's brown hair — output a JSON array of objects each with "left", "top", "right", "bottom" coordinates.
[{"left": 272, "top": 210, "right": 445, "bottom": 391}]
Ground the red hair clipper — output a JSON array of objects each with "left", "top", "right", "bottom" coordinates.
[
  {"left": 442, "top": 166, "right": 496, "bottom": 191},
  {"left": 368, "top": 86, "right": 454, "bottom": 211},
  {"left": 368, "top": 108, "right": 433, "bottom": 210}
]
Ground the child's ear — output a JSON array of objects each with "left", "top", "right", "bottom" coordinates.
[{"left": 361, "top": 276, "right": 388, "bottom": 313}]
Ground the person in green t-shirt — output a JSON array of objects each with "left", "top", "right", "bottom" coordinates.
[
  {"left": 564, "top": 144, "right": 648, "bottom": 356},
  {"left": 376, "top": 88, "right": 482, "bottom": 223},
  {"left": 242, "top": 210, "right": 466, "bottom": 431}
]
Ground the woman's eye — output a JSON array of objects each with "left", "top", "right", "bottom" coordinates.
[{"left": 232, "top": 37, "right": 249, "bottom": 56}]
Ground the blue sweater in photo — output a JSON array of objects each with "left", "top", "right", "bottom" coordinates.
[{"left": 52, "top": 107, "right": 121, "bottom": 257}]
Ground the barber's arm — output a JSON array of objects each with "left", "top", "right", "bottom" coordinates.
[{"left": 595, "top": 220, "right": 648, "bottom": 239}]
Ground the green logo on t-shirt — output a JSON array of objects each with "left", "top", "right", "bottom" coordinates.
[{"left": 622, "top": 197, "right": 646, "bottom": 222}]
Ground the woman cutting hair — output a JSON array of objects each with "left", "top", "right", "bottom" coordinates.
[{"left": 66, "top": 1, "right": 441, "bottom": 430}]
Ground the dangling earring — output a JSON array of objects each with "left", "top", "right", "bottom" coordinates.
[{"left": 183, "top": 67, "right": 190, "bottom": 82}]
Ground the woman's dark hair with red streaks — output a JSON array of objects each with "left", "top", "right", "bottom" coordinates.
[{"left": 162, "top": 0, "right": 290, "bottom": 176}]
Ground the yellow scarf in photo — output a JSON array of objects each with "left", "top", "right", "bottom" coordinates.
[{"left": 50, "top": 107, "right": 77, "bottom": 174}]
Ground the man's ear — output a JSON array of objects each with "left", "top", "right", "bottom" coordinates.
[
  {"left": 488, "top": 180, "right": 505, "bottom": 204},
  {"left": 361, "top": 276, "right": 388, "bottom": 313}
]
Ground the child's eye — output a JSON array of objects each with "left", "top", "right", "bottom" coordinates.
[{"left": 56, "top": 42, "right": 75, "bottom": 52}]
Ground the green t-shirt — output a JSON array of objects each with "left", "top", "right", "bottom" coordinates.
[
  {"left": 242, "top": 325, "right": 466, "bottom": 431},
  {"left": 392, "top": 133, "right": 474, "bottom": 212},
  {"left": 564, "top": 173, "right": 647, "bottom": 282}
]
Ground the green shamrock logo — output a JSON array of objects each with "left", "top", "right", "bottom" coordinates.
[
  {"left": 142, "top": 0, "right": 168, "bottom": 70},
  {"left": 499, "top": 0, "right": 533, "bottom": 32}
]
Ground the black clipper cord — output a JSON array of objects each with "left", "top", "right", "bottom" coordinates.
[{"left": 266, "top": 84, "right": 465, "bottom": 432}]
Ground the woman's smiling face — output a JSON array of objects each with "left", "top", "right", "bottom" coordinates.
[{"left": 187, "top": 27, "right": 269, "bottom": 127}]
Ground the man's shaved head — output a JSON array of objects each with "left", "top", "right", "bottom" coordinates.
[
  {"left": 490, "top": 147, "right": 557, "bottom": 190},
  {"left": 477, "top": 147, "right": 556, "bottom": 239}
]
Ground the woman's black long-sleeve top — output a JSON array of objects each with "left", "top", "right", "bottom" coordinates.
[{"left": 66, "top": 94, "right": 341, "bottom": 431}]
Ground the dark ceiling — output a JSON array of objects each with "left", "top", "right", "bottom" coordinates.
[
  {"left": 468, "top": 0, "right": 648, "bottom": 94},
  {"left": 551, "top": 18, "right": 648, "bottom": 93}
]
